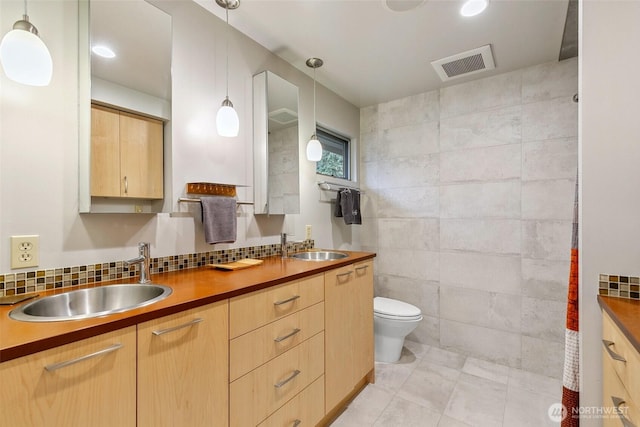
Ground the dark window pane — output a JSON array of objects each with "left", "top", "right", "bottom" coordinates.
[{"left": 315, "top": 127, "right": 349, "bottom": 179}]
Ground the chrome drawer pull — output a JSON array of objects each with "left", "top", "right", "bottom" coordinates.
[
  {"left": 152, "top": 318, "right": 204, "bottom": 336},
  {"left": 292, "top": 420, "right": 301, "bottom": 427},
  {"left": 336, "top": 272, "right": 353, "bottom": 278},
  {"left": 274, "top": 369, "right": 301, "bottom": 388},
  {"left": 274, "top": 295, "right": 300, "bottom": 306},
  {"left": 612, "top": 396, "right": 636, "bottom": 427},
  {"left": 44, "top": 343, "right": 123, "bottom": 372},
  {"left": 603, "top": 339, "right": 627, "bottom": 362},
  {"left": 274, "top": 328, "right": 301, "bottom": 343}
]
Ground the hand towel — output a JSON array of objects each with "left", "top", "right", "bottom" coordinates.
[
  {"left": 334, "top": 189, "right": 344, "bottom": 217},
  {"left": 200, "top": 196, "right": 237, "bottom": 244},
  {"left": 339, "top": 188, "right": 362, "bottom": 225}
]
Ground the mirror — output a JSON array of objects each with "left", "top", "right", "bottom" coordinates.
[
  {"left": 253, "top": 71, "right": 301, "bottom": 215},
  {"left": 78, "top": 0, "right": 172, "bottom": 213}
]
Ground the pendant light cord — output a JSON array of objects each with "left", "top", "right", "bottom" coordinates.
[
  {"left": 225, "top": 4, "right": 229, "bottom": 99},
  {"left": 313, "top": 67, "right": 316, "bottom": 135}
]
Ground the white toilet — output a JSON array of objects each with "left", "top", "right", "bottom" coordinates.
[{"left": 374, "top": 297, "right": 423, "bottom": 363}]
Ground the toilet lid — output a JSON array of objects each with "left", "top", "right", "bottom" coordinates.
[{"left": 374, "top": 297, "right": 422, "bottom": 318}]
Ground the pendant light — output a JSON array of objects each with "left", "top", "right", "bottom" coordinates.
[
  {"left": 0, "top": 0, "right": 52, "bottom": 86},
  {"left": 215, "top": 0, "right": 240, "bottom": 137},
  {"left": 306, "top": 57, "right": 323, "bottom": 162}
]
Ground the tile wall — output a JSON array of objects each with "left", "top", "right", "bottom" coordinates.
[
  {"left": 360, "top": 58, "right": 578, "bottom": 378},
  {"left": 0, "top": 240, "right": 314, "bottom": 297}
]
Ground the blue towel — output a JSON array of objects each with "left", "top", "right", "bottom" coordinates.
[
  {"left": 200, "top": 196, "right": 237, "bottom": 244},
  {"left": 335, "top": 188, "right": 362, "bottom": 225}
]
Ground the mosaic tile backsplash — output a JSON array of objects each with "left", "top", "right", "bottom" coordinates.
[
  {"left": 0, "top": 240, "right": 314, "bottom": 298},
  {"left": 599, "top": 274, "right": 640, "bottom": 300}
]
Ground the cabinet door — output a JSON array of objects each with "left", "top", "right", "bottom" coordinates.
[
  {"left": 0, "top": 326, "right": 136, "bottom": 427},
  {"left": 119, "top": 111, "right": 164, "bottom": 199},
  {"left": 137, "top": 301, "right": 229, "bottom": 427},
  {"left": 325, "top": 261, "right": 375, "bottom": 413},
  {"left": 91, "top": 104, "right": 121, "bottom": 197}
]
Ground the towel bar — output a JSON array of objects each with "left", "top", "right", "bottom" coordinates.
[
  {"left": 178, "top": 197, "right": 253, "bottom": 205},
  {"left": 317, "top": 181, "right": 364, "bottom": 193}
]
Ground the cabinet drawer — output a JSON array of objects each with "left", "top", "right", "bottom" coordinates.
[
  {"left": 230, "top": 274, "right": 324, "bottom": 338},
  {"left": 230, "top": 332, "right": 325, "bottom": 426},
  {"left": 602, "top": 311, "right": 640, "bottom": 403},
  {"left": 257, "top": 376, "right": 325, "bottom": 427},
  {"left": 230, "top": 302, "right": 324, "bottom": 381},
  {"left": 603, "top": 349, "right": 640, "bottom": 427}
]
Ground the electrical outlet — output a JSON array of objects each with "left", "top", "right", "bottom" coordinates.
[
  {"left": 305, "top": 225, "right": 312, "bottom": 240},
  {"left": 11, "top": 235, "right": 39, "bottom": 269}
]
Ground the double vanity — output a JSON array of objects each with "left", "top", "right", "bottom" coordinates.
[{"left": 0, "top": 250, "right": 375, "bottom": 427}]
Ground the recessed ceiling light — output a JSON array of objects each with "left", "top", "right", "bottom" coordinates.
[
  {"left": 92, "top": 45, "right": 116, "bottom": 58},
  {"left": 460, "top": 0, "right": 489, "bottom": 17},
  {"left": 384, "top": 0, "right": 426, "bottom": 12}
]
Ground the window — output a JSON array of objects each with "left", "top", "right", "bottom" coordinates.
[{"left": 315, "top": 127, "right": 350, "bottom": 180}]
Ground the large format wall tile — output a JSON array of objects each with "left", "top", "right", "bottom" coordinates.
[
  {"left": 521, "top": 258, "right": 569, "bottom": 302},
  {"left": 441, "top": 219, "right": 521, "bottom": 255},
  {"left": 441, "top": 319, "right": 522, "bottom": 367},
  {"left": 380, "top": 121, "right": 440, "bottom": 159},
  {"left": 377, "top": 154, "right": 439, "bottom": 189},
  {"left": 377, "top": 186, "right": 439, "bottom": 218},
  {"left": 440, "top": 252, "right": 522, "bottom": 295},
  {"left": 521, "top": 336, "right": 564, "bottom": 378},
  {"left": 378, "top": 218, "right": 439, "bottom": 251},
  {"left": 522, "top": 138, "right": 578, "bottom": 181},
  {"left": 440, "top": 105, "right": 521, "bottom": 153},
  {"left": 360, "top": 104, "right": 378, "bottom": 134},
  {"left": 440, "top": 70, "right": 521, "bottom": 119},
  {"left": 521, "top": 179, "right": 575, "bottom": 220},
  {"left": 521, "top": 296, "right": 566, "bottom": 342},
  {"left": 522, "top": 97, "right": 578, "bottom": 141},
  {"left": 360, "top": 131, "right": 379, "bottom": 163},
  {"left": 376, "top": 274, "right": 440, "bottom": 318},
  {"left": 522, "top": 57, "right": 578, "bottom": 104},
  {"left": 376, "top": 248, "right": 440, "bottom": 281},
  {"left": 440, "top": 144, "right": 521, "bottom": 183},
  {"left": 440, "top": 180, "right": 521, "bottom": 219},
  {"left": 522, "top": 220, "right": 572, "bottom": 261},
  {"left": 379, "top": 90, "right": 439, "bottom": 130},
  {"left": 440, "top": 286, "right": 521, "bottom": 333}
]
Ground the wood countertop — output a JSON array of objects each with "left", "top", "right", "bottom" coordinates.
[
  {"left": 598, "top": 295, "right": 640, "bottom": 353},
  {"left": 0, "top": 251, "right": 375, "bottom": 363}
]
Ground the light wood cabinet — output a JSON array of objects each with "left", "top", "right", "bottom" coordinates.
[
  {"left": 0, "top": 326, "right": 136, "bottom": 427},
  {"left": 138, "top": 301, "right": 229, "bottom": 427},
  {"left": 257, "top": 376, "right": 325, "bottom": 427},
  {"left": 602, "top": 310, "right": 640, "bottom": 426},
  {"left": 325, "top": 260, "right": 374, "bottom": 414},
  {"left": 91, "top": 104, "right": 164, "bottom": 199}
]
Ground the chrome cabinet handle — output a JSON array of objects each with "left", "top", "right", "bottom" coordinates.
[
  {"left": 124, "top": 176, "right": 128, "bottom": 194},
  {"left": 292, "top": 420, "right": 301, "bottom": 427},
  {"left": 152, "top": 318, "right": 204, "bottom": 336},
  {"left": 274, "top": 295, "right": 300, "bottom": 306},
  {"left": 336, "top": 271, "right": 353, "bottom": 278},
  {"left": 274, "top": 328, "right": 301, "bottom": 343},
  {"left": 612, "top": 396, "right": 636, "bottom": 427},
  {"left": 603, "top": 339, "right": 627, "bottom": 362},
  {"left": 355, "top": 265, "right": 369, "bottom": 272},
  {"left": 44, "top": 343, "right": 123, "bottom": 372},
  {"left": 274, "top": 369, "right": 301, "bottom": 388}
]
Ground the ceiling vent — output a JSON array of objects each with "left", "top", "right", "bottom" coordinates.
[
  {"left": 431, "top": 45, "right": 495, "bottom": 82},
  {"left": 268, "top": 108, "right": 298, "bottom": 125}
]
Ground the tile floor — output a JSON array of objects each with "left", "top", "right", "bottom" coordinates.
[{"left": 330, "top": 341, "right": 563, "bottom": 427}]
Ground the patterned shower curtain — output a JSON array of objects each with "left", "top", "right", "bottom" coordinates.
[{"left": 561, "top": 179, "right": 580, "bottom": 426}]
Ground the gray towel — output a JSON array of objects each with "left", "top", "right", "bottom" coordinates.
[
  {"left": 336, "top": 188, "right": 362, "bottom": 225},
  {"left": 200, "top": 196, "right": 237, "bottom": 244}
]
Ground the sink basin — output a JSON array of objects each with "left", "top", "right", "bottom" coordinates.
[
  {"left": 9, "top": 284, "right": 172, "bottom": 322},
  {"left": 290, "top": 251, "right": 348, "bottom": 261}
]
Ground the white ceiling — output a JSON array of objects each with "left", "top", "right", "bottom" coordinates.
[{"left": 200, "top": 0, "right": 570, "bottom": 108}]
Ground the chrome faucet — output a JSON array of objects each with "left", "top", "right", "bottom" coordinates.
[
  {"left": 124, "top": 242, "right": 151, "bottom": 284},
  {"left": 281, "top": 233, "right": 288, "bottom": 258}
]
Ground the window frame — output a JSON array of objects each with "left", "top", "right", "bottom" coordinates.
[{"left": 315, "top": 126, "right": 351, "bottom": 181}]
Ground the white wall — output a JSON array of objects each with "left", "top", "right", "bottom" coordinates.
[
  {"left": 580, "top": 1, "right": 640, "bottom": 423},
  {"left": 0, "top": 0, "right": 360, "bottom": 274}
]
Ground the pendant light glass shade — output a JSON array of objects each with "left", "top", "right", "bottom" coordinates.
[
  {"left": 306, "top": 135, "right": 322, "bottom": 161},
  {"left": 216, "top": 97, "right": 239, "bottom": 137},
  {"left": 216, "top": 0, "right": 239, "bottom": 137},
  {"left": 0, "top": 15, "right": 52, "bottom": 86},
  {"left": 306, "top": 57, "right": 323, "bottom": 161}
]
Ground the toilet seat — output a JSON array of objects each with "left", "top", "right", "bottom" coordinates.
[{"left": 374, "top": 297, "right": 422, "bottom": 321}]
